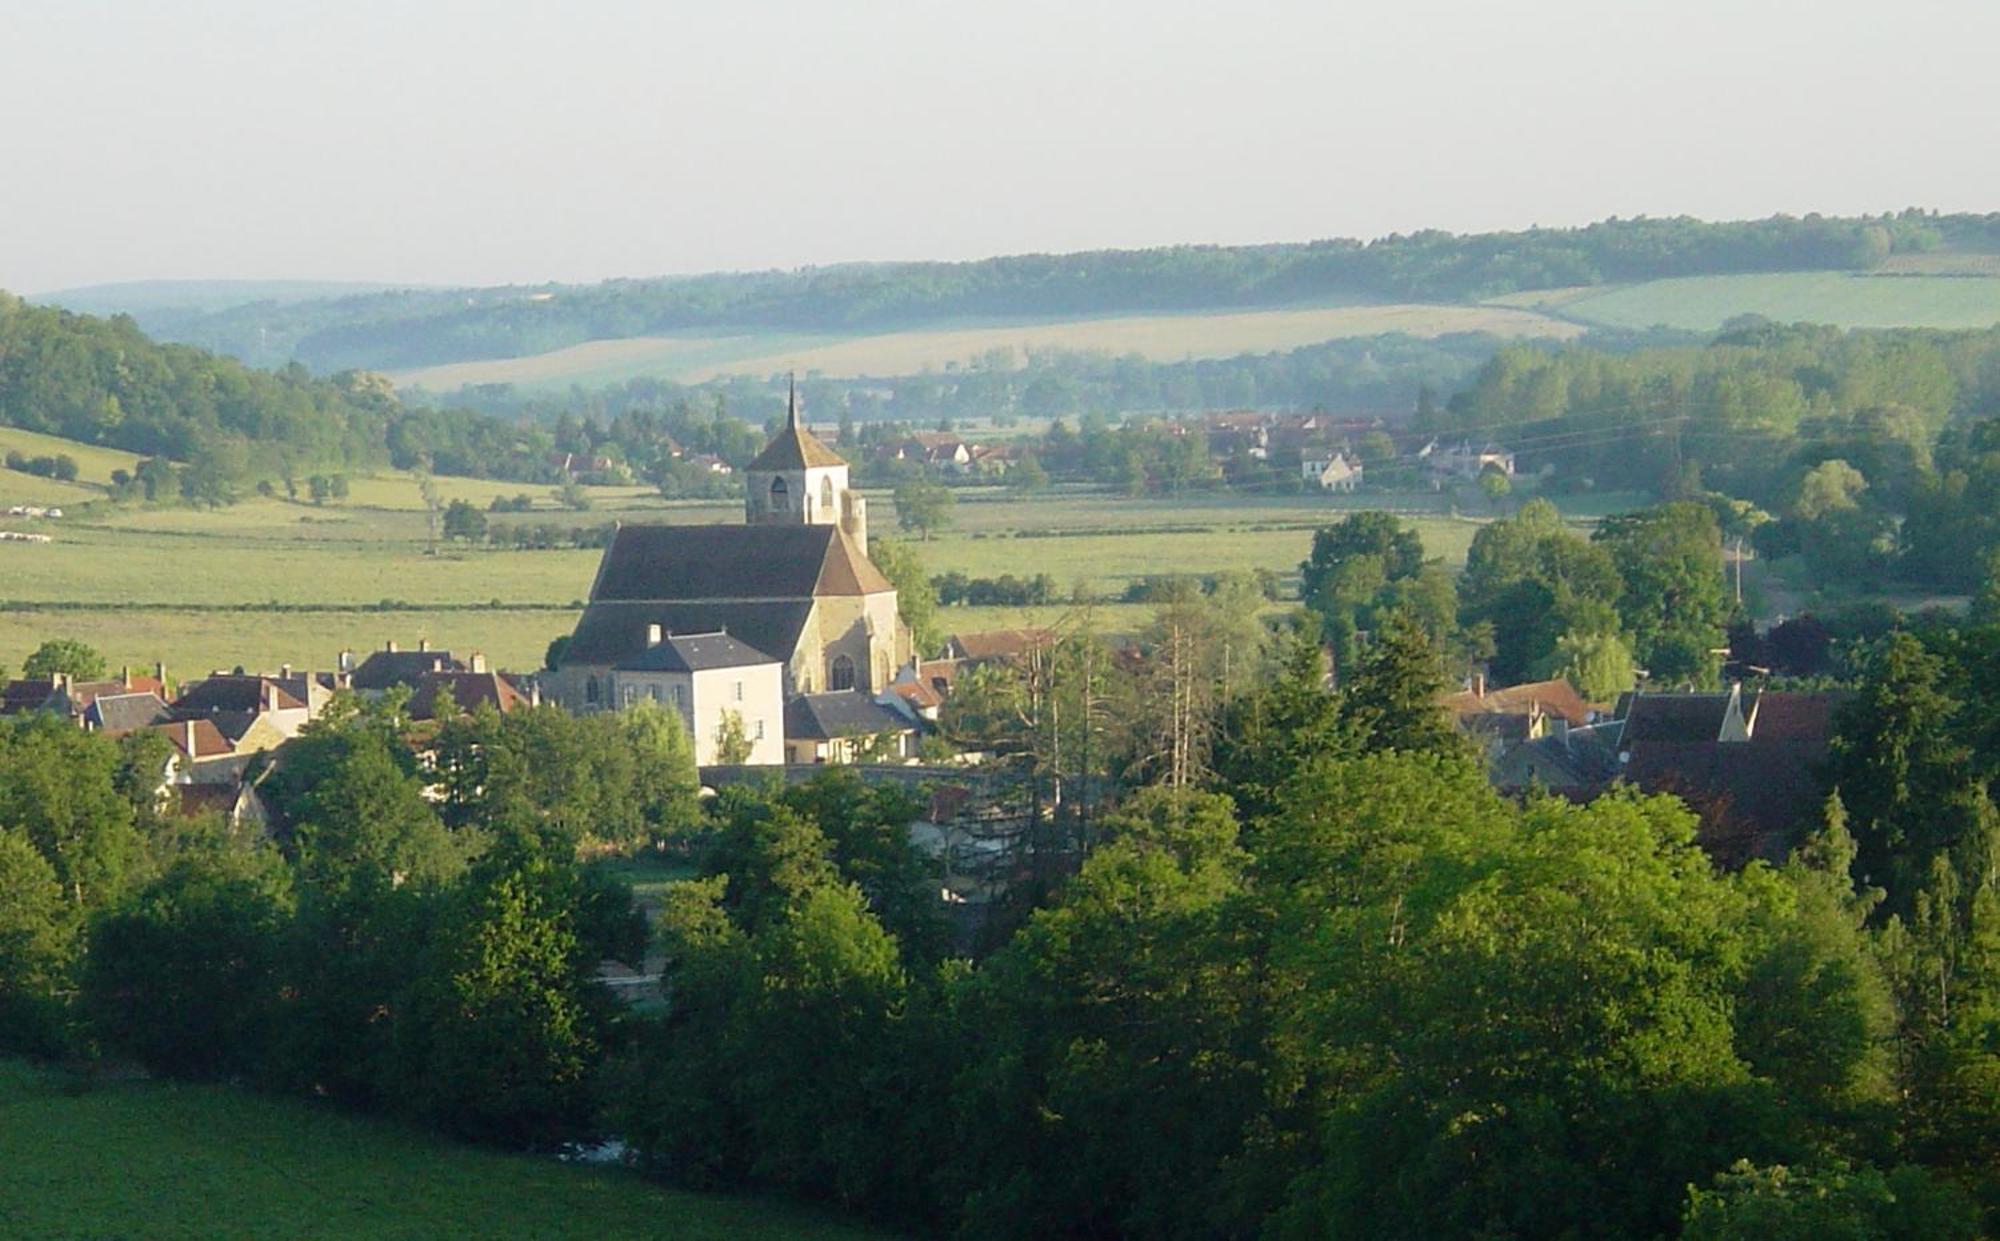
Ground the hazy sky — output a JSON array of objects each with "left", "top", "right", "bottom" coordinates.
[{"left": 6, "top": 0, "right": 1999, "bottom": 294}]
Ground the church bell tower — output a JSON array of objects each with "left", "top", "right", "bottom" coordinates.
[{"left": 743, "top": 375, "right": 869, "bottom": 551}]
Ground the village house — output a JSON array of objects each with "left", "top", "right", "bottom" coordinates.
[
  {"left": 1301, "top": 453, "right": 1364, "bottom": 492},
  {"left": 943, "top": 629, "right": 1056, "bottom": 667},
  {"left": 407, "top": 661, "right": 535, "bottom": 721},
  {"left": 1420, "top": 439, "right": 1516, "bottom": 484},
  {"left": 343, "top": 641, "right": 462, "bottom": 695},
  {"left": 784, "top": 690, "right": 919, "bottom": 764},
  {"left": 608, "top": 629, "right": 785, "bottom": 765}
]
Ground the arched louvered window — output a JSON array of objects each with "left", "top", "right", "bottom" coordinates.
[
  {"left": 769, "top": 476, "right": 789, "bottom": 512},
  {"left": 829, "top": 653, "right": 856, "bottom": 692},
  {"left": 820, "top": 476, "right": 835, "bottom": 514}
]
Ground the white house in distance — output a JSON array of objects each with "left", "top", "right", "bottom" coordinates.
[
  {"left": 1301, "top": 452, "right": 1364, "bottom": 492},
  {"left": 610, "top": 628, "right": 785, "bottom": 765},
  {"left": 1421, "top": 439, "right": 1516, "bottom": 483}
]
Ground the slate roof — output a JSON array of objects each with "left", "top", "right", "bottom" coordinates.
[
  {"left": 785, "top": 691, "right": 911, "bottom": 740},
  {"left": 66, "top": 675, "right": 168, "bottom": 711},
  {"left": 173, "top": 675, "right": 306, "bottom": 715},
  {"left": 615, "top": 631, "right": 778, "bottom": 673},
  {"left": 588, "top": 524, "right": 890, "bottom": 602},
  {"left": 409, "top": 670, "right": 531, "bottom": 720},
  {"left": 1619, "top": 693, "right": 1734, "bottom": 745},
  {"left": 351, "top": 649, "right": 461, "bottom": 692},
  {"left": 86, "top": 691, "right": 172, "bottom": 735},
  {"left": 1442, "top": 677, "right": 1597, "bottom": 729},
  {"left": 0, "top": 679, "right": 57, "bottom": 715},
  {"left": 564, "top": 601, "right": 815, "bottom": 668}
]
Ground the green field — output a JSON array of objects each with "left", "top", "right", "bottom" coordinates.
[
  {"left": 0, "top": 476, "right": 1512, "bottom": 675},
  {"left": 389, "top": 301, "right": 1581, "bottom": 393},
  {"left": 1550, "top": 271, "right": 2000, "bottom": 332},
  {"left": 0, "top": 1059, "right": 884, "bottom": 1240}
]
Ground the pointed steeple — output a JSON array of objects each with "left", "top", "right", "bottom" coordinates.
[
  {"left": 746, "top": 374, "right": 845, "bottom": 471},
  {"left": 787, "top": 371, "right": 800, "bottom": 430}
]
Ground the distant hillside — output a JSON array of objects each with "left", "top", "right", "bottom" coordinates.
[
  {"left": 54, "top": 211, "right": 1989, "bottom": 374},
  {"left": 39, "top": 279, "right": 420, "bottom": 316}
]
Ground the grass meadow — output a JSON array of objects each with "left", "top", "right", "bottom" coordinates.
[
  {"left": 388, "top": 301, "right": 1581, "bottom": 392},
  {"left": 1, "top": 447, "right": 1618, "bottom": 679},
  {"left": 0, "top": 1058, "right": 887, "bottom": 1241},
  {"left": 1553, "top": 271, "right": 2000, "bottom": 332}
]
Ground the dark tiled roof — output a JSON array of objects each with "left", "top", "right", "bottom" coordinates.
[
  {"left": 590, "top": 524, "right": 889, "bottom": 602},
  {"left": 409, "top": 671, "right": 530, "bottom": 720},
  {"left": 1619, "top": 694, "right": 1733, "bottom": 745},
  {"left": 785, "top": 691, "right": 910, "bottom": 740},
  {"left": 173, "top": 675, "right": 305, "bottom": 714},
  {"left": 563, "top": 601, "right": 814, "bottom": 668},
  {"left": 0, "top": 679, "right": 57, "bottom": 715},
  {"left": 615, "top": 631, "right": 778, "bottom": 673},
  {"left": 1747, "top": 691, "right": 1852, "bottom": 743},
  {"left": 86, "top": 691, "right": 171, "bottom": 735},
  {"left": 65, "top": 676, "right": 168, "bottom": 710},
  {"left": 1622, "top": 740, "right": 1829, "bottom": 866},
  {"left": 351, "top": 649, "right": 460, "bottom": 692}
]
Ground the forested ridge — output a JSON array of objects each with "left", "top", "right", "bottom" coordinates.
[{"left": 85, "top": 210, "right": 1968, "bottom": 371}]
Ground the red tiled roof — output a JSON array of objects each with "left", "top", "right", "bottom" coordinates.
[
  {"left": 1442, "top": 677, "right": 1596, "bottom": 728},
  {"left": 949, "top": 629, "right": 1056, "bottom": 662},
  {"left": 147, "top": 718, "right": 235, "bottom": 759},
  {"left": 409, "top": 671, "right": 530, "bottom": 720}
]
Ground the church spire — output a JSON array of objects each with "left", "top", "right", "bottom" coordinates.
[{"left": 787, "top": 371, "right": 800, "bottom": 430}]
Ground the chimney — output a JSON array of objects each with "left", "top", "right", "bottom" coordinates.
[
  {"left": 183, "top": 721, "right": 197, "bottom": 757},
  {"left": 646, "top": 623, "right": 663, "bottom": 648},
  {"left": 121, "top": 665, "right": 133, "bottom": 688},
  {"left": 418, "top": 638, "right": 430, "bottom": 653},
  {"left": 469, "top": 652, "right": 487, "bottom": 674},
  {"left": 263, "top": 682, "right": 278, "bottom": 712},
  {"left": 1473, "top": 670, "right": 1486, "bottom": 698},
  {"left": 155, "top": 661, "right": 167, "bottom": 684},
  {"left": 338, "top": 649, "right": 354, "bottom": 674},
  {"left": 385, "top": 640, "right": 398, "bottom": 654},
  {"left": 280, "top": 663, "right": 292, "bottom": 680}
]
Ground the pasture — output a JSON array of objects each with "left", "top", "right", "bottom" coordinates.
[
  {"left": 0, "top": 468, "right": 1518, "bottom": 677},
  {"left": 1553, "top": 271, "right": 2000, "bottom": 332},
  {"left": 388, "top": 301, "right": 1580, "bottom": 392},
  {"left": 0, "top": 1059, "right": 885, "bottom": 1241}
]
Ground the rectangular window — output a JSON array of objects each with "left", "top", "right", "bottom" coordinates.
[
  {"left": 671, "top": 685, "right": 683, "bottom": 706},
  {"left": 755, "top": 719, "right": 766, "bottom": 740},
  {"left": 734, "top": 680, "right": 744, "bottom": 702},
  {"left": 621, "top": 685, "right": 635, "bottom": 706},
  {"left": 649, "top": 685, "right": 661, "bottom": 701}
]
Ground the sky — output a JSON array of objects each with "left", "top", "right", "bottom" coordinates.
[{"left": 5, "top": 0, "right": 2000, "bottom": 294}]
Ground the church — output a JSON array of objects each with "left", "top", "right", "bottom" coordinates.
[{"left": 548, "top": 387, "right": 913, "bottom": 734}]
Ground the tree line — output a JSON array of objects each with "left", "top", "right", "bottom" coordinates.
[{"left": 7, "top": 580, "right": 2000, "bottom": 1236}]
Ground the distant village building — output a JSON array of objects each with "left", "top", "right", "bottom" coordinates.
[
  {"left": 1301, "top": 453, "right": 1364, "bottom": 492},
  {"left": 1421, "top": 439, "right": 1516, "bottom": 484}
]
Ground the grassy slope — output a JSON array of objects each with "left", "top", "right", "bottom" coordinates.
[
  {"left": 1556, "top": 271, "right": 2000, "bottom": 332},
  {"left": 0, "top": 1060, "right": 884, "bottom": 1241},
  {"left": 387, "top": 301, "right": 1581, "bottom": 392}
]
